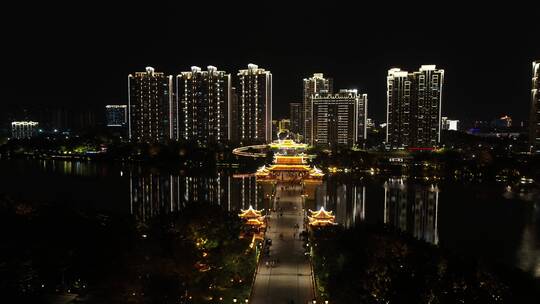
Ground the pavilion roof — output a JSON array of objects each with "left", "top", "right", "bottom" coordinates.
[
  {"left": 309, "top": 206, "right": 335, "bottom": 220},
  {"left": 308, "top": 218, "right": 337, "bottom": 226},
  {"left": 308, "top": 207, "right": 337, "bottom": 226},
  {"left": 239, "top": 205, "right": 264, "bottom": 219}
]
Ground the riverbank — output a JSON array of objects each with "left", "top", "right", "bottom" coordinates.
[
  {"left": 0, "top": 196, "right": 257, "bottom": 303},
  {"left": 310, "top": 224, "right": 539, "bottom": 303}
]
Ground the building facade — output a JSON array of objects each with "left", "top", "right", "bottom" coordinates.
[
  {"left": 11, "top": 121, "right": 39, "bottom": 139},
  {"left": 311, "top": 89, "right": 367, "bottom": 148},
  {"left": 386, "top": 65, "right": 444, "bottom": 149},
  {"left": 128, "top": 67, "right": 173, "bottom": 143},
  {"left": 304, "top": 73, "right": 333, "bottom": 144},
  {"left": 105, "top": 105, "right": 127, "bottom": 127},
  {"left": 530, "top": 61, "right": 540, "bottom": 148},
  {"left": 229, "top": 86, "right": 240, "bottom": 142},
  {"left": 237, "top": 64, "right": 272, "bottom": 143},
  {"left": 289, "top": 102, "right": 302, "bottom": 136},
  {"left": 176, "top": 66, "right": 231, "bottom": 143},
  {"left": 441, "top": 117, "right": 459, "bottom": 131}
]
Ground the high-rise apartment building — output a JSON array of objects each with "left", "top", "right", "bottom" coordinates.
[
  {"left": 128, "top": 67, "right": 173, "bottom": 143},
  {"left": 530, "top": 61, "right": 540, "bottom": 148},
  {"left": 105, "top": 105, "right": 128, "bottom": 127},
  {"left": 11, "top": 121, "right": 39, "bottom": 139},
  {"left": 176, "top": 66, "right": 231, "bottom": 143},
  {"left": 229, "top": 87, "right": 240, "bottom": 142},
  {"left": 289, "top": 102, "right": 302, "bottom": 135},
  {"left": 237, "top": 64, "right": 272, "bottom": 143},
  {"left": 304, "top": 73, "right": 333, "bottom": 144},
  {"left": 311, "top": 89, "right": 367, "bottom": 148},
  {"left": 386, "top": 65, "right": 444, "bottom": 149}
]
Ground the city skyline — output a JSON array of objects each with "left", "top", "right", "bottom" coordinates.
[{"left": 2, "top": 3, "right": 540, "bottom": 303}]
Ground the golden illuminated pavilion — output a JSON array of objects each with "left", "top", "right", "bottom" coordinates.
[
  {"left": 239, "top": 205, "right": 266, "bottom": 227},
  {"left": 308, "top": 206, "right": 337, "bottom": 226},
  {"left": 255, "top": 139, "right": 324, "bottom": 181},
  {"left": 268, "top": 139, "right": 308, "bottom": 150}
]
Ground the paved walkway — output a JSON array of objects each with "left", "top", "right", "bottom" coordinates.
[{"left": 250, "top": 182, "right": 314, "bottom": 304}]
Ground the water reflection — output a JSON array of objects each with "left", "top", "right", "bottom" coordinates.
[
  {"left": 384, "top": 178, "right": 439, "bottom": 245},
  {"left": 129, "top": 172, "right": 266, "bottom": 223},
  {"left": 39, "top": 159, "right": 105, "bottom": 177},
  {"left": 4, "top": 158, "right": 538, "bottom": 280},
  {"left": 313, "top": 178, "right": 366, "bottom": 228},
  {"left": 517, "top": 208, "right": 540, "bottom": 277}
]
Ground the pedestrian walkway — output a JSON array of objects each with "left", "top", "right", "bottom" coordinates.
[{"left": 250, "top": 183, "right": 314, "bottom": 304}]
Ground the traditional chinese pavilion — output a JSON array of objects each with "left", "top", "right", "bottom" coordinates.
[
  {"left": 238, "top": 205, "right": 266, "bottom": 227},
  {"left": 308, "top": 206, "right": 337, "bottom": 226},
  {"left": 255, "top": 139, "right": 324, "bottom": 181}
]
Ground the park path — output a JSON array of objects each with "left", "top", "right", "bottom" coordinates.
[{"left": 250, "top": 182, "right": 314, "bottom": 304}]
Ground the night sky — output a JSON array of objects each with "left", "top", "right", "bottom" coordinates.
[{"left": 2, "top": 2, "right": 539, "bottom": 123}]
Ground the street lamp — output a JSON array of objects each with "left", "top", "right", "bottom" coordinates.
[{"left": 233, "top": 298, "right": 237, "bottom": 303}]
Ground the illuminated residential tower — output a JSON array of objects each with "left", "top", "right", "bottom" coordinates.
[
  {"left": 11, "top": 121, "right": 38, "bottom": 139},
  {"left": 237, "top": 64, "right": 272, "bottom": 143},
  {"left": 386, "top": 65, "right": 444, "bottom": 149},
  {"left": 311, "top": 89, "right": 368, "bottom": 148},
  {"left": 176, "top": 66, "right": 231, "bottom": 143},
  {"left": 105, "top": 105, "right": 127, "bottom": 127},
  {"left": 303, "top": 73, "right": 333, "bottom": 144},
  {"left": 289, "top": 102, "right": 303, "bottom": 137},
  {"left": 530, "top": 60, "right": 540, "bottom": 148},
  {"left": 128, "top": 67, "right": 173, "bottom": 143}
]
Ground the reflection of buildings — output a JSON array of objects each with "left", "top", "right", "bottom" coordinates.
[
  {"left": 516, "top": 213, "right": 540, "bottom": 277},
  {"left": 314, "top": 178, "right": 366, "bottom": 228},
  {"left": 129, "top": 173, "right": 180, "bottom": 223},
  {"left": 129, "top": 171, "right": 266, "bottom": 223},
  {"left": 231, "top": 174, "right": 265, "bottom": 210},
  {"left": 384, "top": 178, "right": 439, "bottom": 244}
]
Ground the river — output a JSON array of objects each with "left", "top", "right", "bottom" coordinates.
[{"left": 0, "top": 158, "right": 538, "bottom": 282}]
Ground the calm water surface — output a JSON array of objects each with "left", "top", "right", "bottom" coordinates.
[{"left": 1, "top": 158, "right": 539, "bottom": 281}]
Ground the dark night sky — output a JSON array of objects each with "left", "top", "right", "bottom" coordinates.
[{"left": 2, "top": 2, "right": 539, "bottom": 123}]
